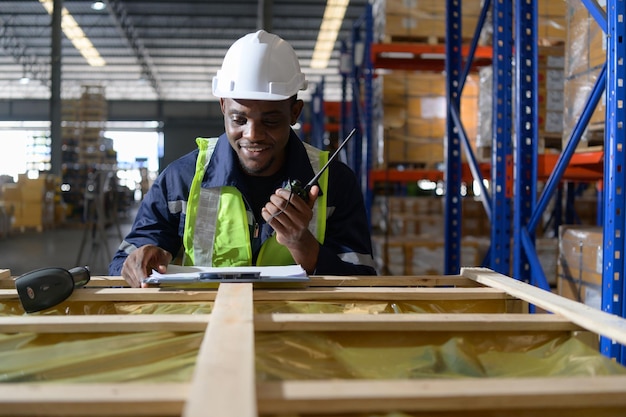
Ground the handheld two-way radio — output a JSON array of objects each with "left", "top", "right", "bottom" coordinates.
[{"left": 285, "top": 128, "right": 357, "bottom": 202}]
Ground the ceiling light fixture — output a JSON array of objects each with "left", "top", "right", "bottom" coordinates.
[
  {"left": 91, "top": 1, "right": 106, "bottom": 11},
  {"left": 38, "top": 0, "right": 106, "bottom": 67},
  {"left": 310, "top": 0, "right": 350, "bottom": 69}
]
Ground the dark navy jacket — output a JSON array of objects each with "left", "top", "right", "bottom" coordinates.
[{"left": 109, "top": 131, "right": 377, "bottom": 276}]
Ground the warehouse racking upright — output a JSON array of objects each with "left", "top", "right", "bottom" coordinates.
[{"left": 345, "top": 0, "right": 626, "bottom": 363}]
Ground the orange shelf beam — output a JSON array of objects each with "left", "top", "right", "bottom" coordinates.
[
  {"left": 538, "top": 152, "right": 603, "bottom": 182},
  {"left": 371, "top": 43, "right": 492, "bottom": 71},
  {"left": 369, "top": 152, "right": 604, "bottom": 189}
]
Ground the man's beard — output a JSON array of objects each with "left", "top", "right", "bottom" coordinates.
[{"left": 239, "top": 155, "right": 275, "bottom": 176}]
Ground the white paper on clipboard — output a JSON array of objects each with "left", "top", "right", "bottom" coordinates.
[{"left": 144, "top": 264, "right": 308, "bottom": 284}]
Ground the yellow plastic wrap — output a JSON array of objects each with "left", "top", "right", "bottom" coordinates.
[
  {"left": 255, "top": 331, "right": 626, "bottom": 381},
  {"left": 0, "top": 331, "right": 201, "bottom": 383},
  {"left": 254, "top": 300, "right": 507, "bottom": 314},
  {"left": 2, "top": 330, "right": 624, "bottom": 383}
]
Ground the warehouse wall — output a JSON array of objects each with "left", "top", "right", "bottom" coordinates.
[
  {"left": 161, "top": 115, "right": 224, "bottom": 169},
  {"left": 0, "top": 98, "right": 225, "bottom": 172}
]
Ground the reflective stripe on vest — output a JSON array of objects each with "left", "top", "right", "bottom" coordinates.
[{"left": 182, "top": 137, "right": 328, "bottom": 267}]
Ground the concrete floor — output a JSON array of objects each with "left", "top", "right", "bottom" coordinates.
[{"left": 0, "top": 205, "right": 136, "bottom": 277}]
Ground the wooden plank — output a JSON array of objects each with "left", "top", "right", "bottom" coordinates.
[
  {"left": 0, "top": 288, "right": 218, "bottom": 303},
  {"left": 0, "top": 313, "right": 581, "bottom": 334},
  {"left": 252, "top": 287, "right": 510, "bottom": 301},
  {"left": 3, "top": 375, "right": 626, "bottom": 416},
  {"left": 84, "top": 274, "right": 481, "bottom": 288},
  {"left": 0, "top": 383, "right": 187, "bottom": 416},
  {"left": 0, "top": 286, "right": 509, "bottom": 303},
  {"left": 253, "top": 313, "right": 581, "bottom": 332},
  {"left": 462, "top": 267, "right": 626, "bottom": 346},
  {"left": 0, "top": 269, "right": 11, "bottom": 280},
  {"left": 0, "top": 315, "right": 211, "bottom": 333},
  {"left": 183, "top": 283, "right": 256, "bottom": 417},
  {"left": 307, "top": 274, "right": 481, "bottom": 287},
  {"left": 256, "top": 377, "right": 626, "bottom": 414}
]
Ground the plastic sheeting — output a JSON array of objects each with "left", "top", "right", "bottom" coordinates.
[
  {"left": 256, "top": 331, "right": 626, "bottom": 381},
  {"left": 254, "top": 300, "right": 507, "bottom": 314},
  {"left": 0, "top": 331, "right": 200, "bottom": 383},
  {"left": 1, "top": 329, "right": 624, "bottom": 383}
]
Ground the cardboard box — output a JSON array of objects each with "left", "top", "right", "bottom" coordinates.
[
  {"left": 372, "top": 235, "right": 489, "bottom": 275},
  {"left": 557, "top": 226, "right": 603, "bottom": 309}
]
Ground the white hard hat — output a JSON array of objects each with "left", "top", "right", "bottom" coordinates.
[{"left": 212, "top": 30, "right": 308, "bottom": 101}]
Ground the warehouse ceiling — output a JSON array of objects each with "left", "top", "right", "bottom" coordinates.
[{"left": 0, "top": 0, "right": 369, "bottom": 103}]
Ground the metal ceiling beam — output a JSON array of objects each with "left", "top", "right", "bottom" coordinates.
[
  {"left": 0, "top": 16, "right": 49, "bottom": 85},
  {"left": 104, "top": 0, "right": 162, "bottom": 98}
]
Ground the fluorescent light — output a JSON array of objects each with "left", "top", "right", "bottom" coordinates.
[
  {"left": 311, "top": 0, "right": 349, "bottom": 69},
  {"left": 91, "top": 1, "right": 106, "bottom": 11},
  {"left": 39, "top": 0, "right": 106, "bottom": 67}
]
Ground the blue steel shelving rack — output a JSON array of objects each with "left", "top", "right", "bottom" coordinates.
[
  {"left": 600, "top": 0, "right": 626, "bottom": 362},
  {"left": 347, "top": 0, "right": 626, "bottom": 363},
  {"left": 443, "top": 0, "right": 464, "bottom": 275},
  {"left": 308, "top": 78, "right": 326, "bottom": 151},
  {"left": 344, "top": 4, "right": 375, "bottom": 222}
]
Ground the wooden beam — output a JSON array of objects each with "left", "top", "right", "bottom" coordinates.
[
  {"left": 0, "top": 383, "right": 187, "bottom": 416},
  {"left": 0, "top": 269, "right": 11, "bottom": 280},
  {"left": 253, "top": 313, "right": 581, "bottom": 332},
  {"left": 0, "top": 313, "right": 581, "bottom": 334},
  {"left": 0, "top": 315, "right": 211, "bottom": 333},
  {"left": 462, "top": 267, "right": 626, "bottom": 346},
  {"left": 256, "top": 377, "right": 626, "bottom": 414},
  {"left": 81, "top": 275, "right": 481, "bottom": 288},
  {"left": 183, "top": 283, "right": 256, "bottom": 417},
  {"left": 306, "top": 275, "right": 481, "bottom": 287},
  {"left": 3, "top": 376, "right": 626, "bottom": 416},
  {"left": 0, "top": 288, "right": 218, "bottom": 302},
  {"left": 252, "top": 287, "right": 510, "bottom": 301},
  {"left": 0, "top": 287, "right": 509, "bottom": 303}
]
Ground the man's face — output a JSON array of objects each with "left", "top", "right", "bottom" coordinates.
[{"left": 220, "top": 97, "right": 303, "bottom": 176}]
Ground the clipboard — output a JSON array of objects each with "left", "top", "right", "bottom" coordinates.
[{"left": 142, "top": 265, "right": 309, "bottom": 288}]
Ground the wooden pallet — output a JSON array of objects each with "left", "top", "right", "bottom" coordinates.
[{"left": 1, "top": 269, "right": 626, "bottom": 416}]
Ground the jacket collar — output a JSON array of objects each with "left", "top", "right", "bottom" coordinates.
[{"left": 202, "top": 129, "right": 316, "bottom": 189}]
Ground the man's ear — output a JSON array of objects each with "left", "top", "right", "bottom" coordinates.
[
  {"left": 291, "top": 99, "right": 304, "bottom": 125},
  {"left": 219, "top": 97, "right": 226, "bottom": 114}
]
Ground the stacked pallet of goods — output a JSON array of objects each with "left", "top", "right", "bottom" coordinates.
[
  {"left": 372, "top": 0, "right": 482, "bottom": 170},
  {"left": 562, "top": 0, "right": 606, "bottom": 151},
  {"left": 476, "top": 45, "right": 566, "bottom": 159},
  {"left": 0, "top": 174, "right": 59, "bottom": 233},
  {"left": 370, "top": 0, "right": 567, "bottom": 279},
  {"left": 552, "top": 0, "right": 605, "bottom": 299},
  {"left": 370, "top": 0, "right": 488, "bottom": 275},
  {"left": 557, "top": 225, "right": 603, "bottom": 309},
  {"left": 371, "top": 195, "right": 491, "bottom": 275},
  {"left": 62, "top": 85, "right": 114, "bottom": 166},
  {"left": 61, "top": 85, "right": 117, "bottom": 220},
  {"left": 379, "top": 70, "right": 480, "bottom": 169}
]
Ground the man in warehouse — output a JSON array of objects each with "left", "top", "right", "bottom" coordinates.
[{"left": 109, "top": 30, "right": 377, "bottom": 286}]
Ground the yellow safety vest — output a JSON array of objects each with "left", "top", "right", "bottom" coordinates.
[{"left": 182, "top": 137, "right": 328, "bottom": 267}]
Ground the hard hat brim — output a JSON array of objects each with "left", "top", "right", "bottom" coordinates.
[{"left": 212, "top": 89, "right": 295, "bottom": 101}]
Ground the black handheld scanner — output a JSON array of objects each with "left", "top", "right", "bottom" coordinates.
[
  {"left": 15, "top": 266, "right": 91, "bottom": 313},
  {"left": 286, "top": 128, "right": 357, "bottom": 202}
]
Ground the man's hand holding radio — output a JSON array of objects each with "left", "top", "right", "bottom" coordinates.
[{"left": 262, "top": 184, "right": 320, "bottom": 273}]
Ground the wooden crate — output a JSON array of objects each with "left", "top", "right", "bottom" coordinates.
[{"left": 1, "top": 269, "right": 626, "bottom": 416}]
